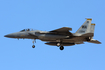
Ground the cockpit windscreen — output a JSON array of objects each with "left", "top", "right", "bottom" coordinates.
[{"left": 20, "top": 29, "right": 31, "bottom": 32}]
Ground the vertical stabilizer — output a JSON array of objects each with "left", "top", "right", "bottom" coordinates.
[
  {"left": 90, "top": 23, "right": 95, "bottom": 33},
  {"left": 75, "top": 18, "right": 92, "bottom": 36}
]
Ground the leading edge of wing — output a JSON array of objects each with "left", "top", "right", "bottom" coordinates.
[
  {"left": 49, "top": 27, "right": 73, "bottom": 36},
  {"left": 49, "top": 27, "right": 72, "bottom": 32}
]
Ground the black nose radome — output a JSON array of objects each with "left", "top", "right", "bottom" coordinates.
[
  {"left": 4, "top": 34, "right": 14, "bottom": 38},
  {"left": 4, "top": 35, "right": 9, "bottom": 37}
]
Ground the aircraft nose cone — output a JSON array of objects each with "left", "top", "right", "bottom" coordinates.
[
  {"left": 4, "top": 34, "right": 14, "bottom": 38},
  {"left": 4, "top": 35, "right": 8, "bottom": 37}
]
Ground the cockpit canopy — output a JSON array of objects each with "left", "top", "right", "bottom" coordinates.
[
  {"left": 20, "top": 29, "right": 41, "bottom": 32},
  {"left": 20, "top": 29, "right": 32, "bottom": 32}
]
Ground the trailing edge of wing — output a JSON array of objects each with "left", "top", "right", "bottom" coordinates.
[{"left": 49, "top": 27, "right": 72, "bottom": 32}]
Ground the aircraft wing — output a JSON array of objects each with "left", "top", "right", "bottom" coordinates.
[
  {"left": 49, "top": 27, "right": 73, "bottom": 36},
  {"left": 50, "top": 27, "right": 72, "bottom": 32}
]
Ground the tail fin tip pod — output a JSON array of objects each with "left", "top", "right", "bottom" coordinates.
[
  {"left": 91, "top": 24, "right": 95, "bottom": 25},
  {"left": 86, "top": 18, "right": 92, "bottom": 20}
]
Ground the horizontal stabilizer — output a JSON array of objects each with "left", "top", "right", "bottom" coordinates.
[{"left": 87, "top": 39, "right": 101, "bottom": 44}]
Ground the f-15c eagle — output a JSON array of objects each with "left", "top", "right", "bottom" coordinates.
[{"left": 4, "top": 18, "right": 101, "bottom": 50}]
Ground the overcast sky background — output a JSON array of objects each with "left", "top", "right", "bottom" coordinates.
[{"left": 0, "top": 0, "right": 105, "bottom": 70}]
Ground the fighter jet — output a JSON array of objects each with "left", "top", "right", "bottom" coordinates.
[{"left": 4, "top": 18, "right": 101, "bottom": 50}]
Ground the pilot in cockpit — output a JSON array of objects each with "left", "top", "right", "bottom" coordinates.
[
  {"left": 20, "top": 29, "right": 32, "bottom": 32},
  {"left": 27, "top": 29, "right": 30, "bottom": 31}
]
